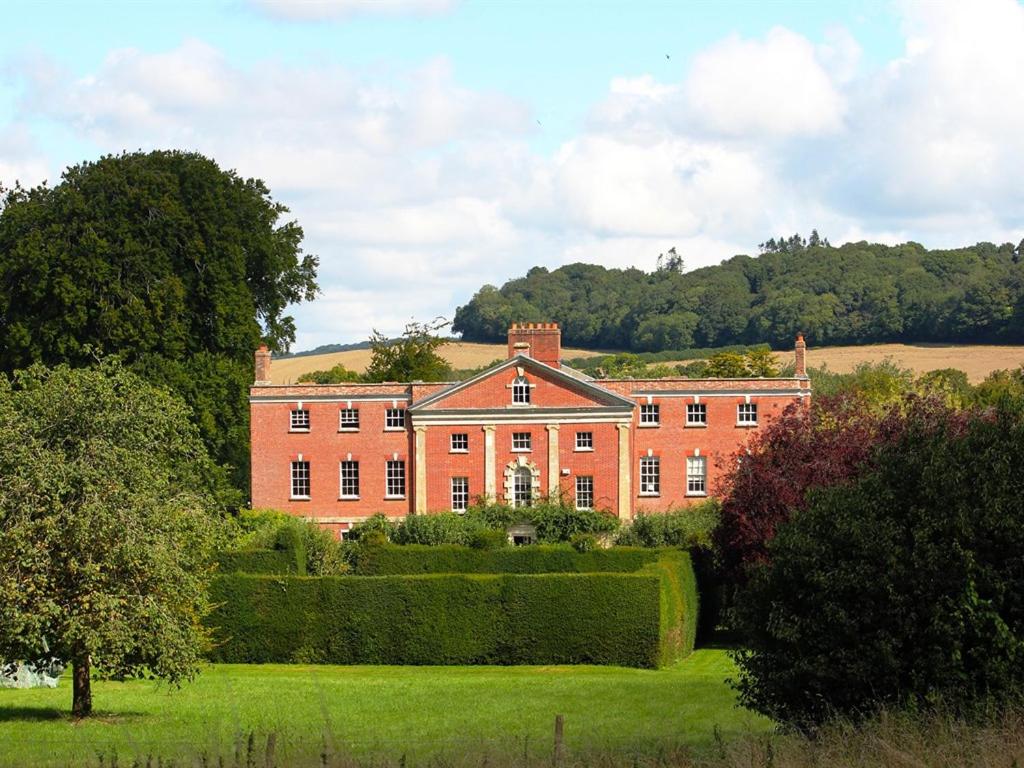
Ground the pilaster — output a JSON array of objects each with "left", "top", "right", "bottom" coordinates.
[
  {"left": 617, "top": 423, "right": 632, "bottom": 520},
  {"left": 483, "top": 424, "right": 497, "bottom": 501},
  {"left": 414, "top": 425, "right": 427, "bottom": 514},
  {"left": 545, "top": 424, "right": 560, "bottom": 498}
]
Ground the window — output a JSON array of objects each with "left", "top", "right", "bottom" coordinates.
[
  {"left": 686, "top": 456, "right": 707, "bottom": 496},
  {"left": 512, "top": 375, "right": 531, "bottom": 405},
  {"left": 639, "top": 456, "right": 660, "bottom": 496},
  {"left": 290, "top": 409, "right": 310, "bottom": 431},
  {"left": 575, "top": 431, "right": 593, "bottom": 451},
  {"left": 575, "top": 476, "right": 594, "bottom": 509},
  {"left": 290, "top": 460, "right": 310, "bottom": 499},
  {"left": 385, "top": 408, "right": 406, "bottom": 430},
  {"left": 386, "top": 459, "right": 406, "bottom": 498},
  {"left": 512, "top": 432, "right": 532, "bottom": 451},
  {"left": 340, "top": 461, "right": 359, "bottom": 498},
  {"left": 737, "top": 403, "right": 758, "bottom": 425},
  {"left": 639, "top": 404, "right": 660, "bottom": 426},
  {"left": 451, "top": 477, "right": 469, "bottom": 512},
  {"left": 450, "top": 433, "right": 469, "bottom": 452},
  {"left": 339, "top": 408, "right": 359, "bottom": 431},
  {"left": 513, "top": 466, "right": 533, "bottom": 508},
  {"left": 686, "top": 403, "right": 707, "bottom": 426}
]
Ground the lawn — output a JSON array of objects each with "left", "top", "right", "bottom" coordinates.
[{"left": 0, "top": 650, "right": 769, "bottom": 767}]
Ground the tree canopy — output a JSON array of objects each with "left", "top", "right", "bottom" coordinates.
[
  {"left": 0, "top": 360, "right": 223, "bottom": 716},
  {"left": 452, "top": 239, "right": 1024, "bottom": 351},
  {"left": 0, "top": 150, "right": 319, "bottom": 492}
]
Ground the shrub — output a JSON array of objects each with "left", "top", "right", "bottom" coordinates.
[
  {"left": 221, "top": 509, "right": 348, "bottom": 576},
  {"left": 469, "top": 529, "right": 507, "bottom": 549},
  {"left": 571, "top": 533, "right": 598, "bottom": 553},
  {"left": 615, "top": 501, "right": 721, "bottom": 549},
  {"left": 731, "top": 404, "right": 1024, "bottom": 729}
]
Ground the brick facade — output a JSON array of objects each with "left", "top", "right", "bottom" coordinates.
[{"left": 250, "top": 323, "right": 811, "bottom": 536}]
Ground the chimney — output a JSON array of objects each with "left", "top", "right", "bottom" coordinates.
[
  {"left": 508, "top": 323, "right": 561, "bottom": 368},
  {"left": 255, "top": 344, "right": 272, "bottom": 385},
  {"left": 794, "top": 333, "right": 807, "bottom": 378}
]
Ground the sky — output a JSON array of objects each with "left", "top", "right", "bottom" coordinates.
[{"left": 2, "top": 0, "right": 1023, "bottom": 351}]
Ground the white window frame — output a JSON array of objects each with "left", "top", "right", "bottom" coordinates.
[
  {"left": 450, "top": 433, "right": 469, "bottom": 453},
  {"left": 385, "top": 459, "right": 406, "bottom": 499},
  {"left": 575, "top": 431, "right": 594, "bottom": 451},
  {"left": 639, "top": 403, "right": 660, "bottom": 427},
  {"left": 290, "top": 409, "right": 310, "bottom": 432},
  {"left": 575, "top": 475, "right": 594, "bottom": 510},
  {"left": 451, "top": 476, "right": 469, "bottom": 512},
  {"left": 385, "top": 408, "right": 406, "bottom": 431},
  {"left": 686, "top": 456, "right": 707, "bottom": 496},
  {"left": 340, "top": 460, "right": 360, "bottom": 499},
  {"left": 511, "top": 375, "right": 531, "bottom": 405},
  {"left": 639, "top": 456, "right": 660, "bottom": 496},
  {"left": 512, "top": 466, "right": 534, "bottom": 508},
  {"left": 512, "top": 432, "right": 532, "bottom": 452},
  {"left": 339, "top": 408, "right": 359, "bottom": 431},
  {"left": 686, "top": 403, "right": 707, "bottom": 426},
  {"left": 290, "top": 460, "right": 310, "bottom": 499},
  {"left": 737, "top": 402, "right": 758, "bottom": 426}
]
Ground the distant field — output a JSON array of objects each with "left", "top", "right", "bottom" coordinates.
[{"left": 270, "top": 342, "right": 1024, "bottom": 385}]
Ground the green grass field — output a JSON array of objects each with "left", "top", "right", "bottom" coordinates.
[{"left": 0, "top": 650, "right": 768, "bottom": 767}]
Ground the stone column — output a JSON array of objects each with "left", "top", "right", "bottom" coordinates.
[
  {"left": 616, "top": 423, "right": 631, "bottom": 521},
  {"left": 414, "top": 425, "right": 427, "bottom": 514},
  {"left": 483, "top": 425, "right": 497, "bottom": 501},
  {"left": 545, "top": 424, "right": 560, "bottom": 498}
]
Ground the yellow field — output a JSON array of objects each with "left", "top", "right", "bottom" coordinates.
[{"left": 271, "top": 342, "right": 1024, "bottom": 385}]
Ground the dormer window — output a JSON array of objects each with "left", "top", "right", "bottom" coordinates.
[{"left": 512, "top": 375, "right": 531, "bottom": 405}]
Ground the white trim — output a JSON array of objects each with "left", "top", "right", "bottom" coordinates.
[
  {"left": 631, "top": 390, "right": 804, "bottom": 398},
  {"left": 253, "top": 396, "right": 411, "bottom": 404},
  {"left": 411, "top": 414, "right": 632, "bottom": 426}
]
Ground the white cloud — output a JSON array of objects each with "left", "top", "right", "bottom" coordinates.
[{"left": 249, "top": 0, "right": 456, "bottom": 22}]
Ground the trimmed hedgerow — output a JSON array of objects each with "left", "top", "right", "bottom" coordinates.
[
  {"left": 350, "top": 544, "right": 658, "bottom": 576},
  {"left": 208, "top": 571, "right": 661, "bottom": 667},
  {"left": 207, "top": 549, "right": 697, "bottom": 668},
  {"left": 216, "top": 548, "right": 297, "bottom": 575}
]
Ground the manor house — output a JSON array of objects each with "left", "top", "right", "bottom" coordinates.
[{"left": 250, "top": 324, "right": 810, "bottom": 538}]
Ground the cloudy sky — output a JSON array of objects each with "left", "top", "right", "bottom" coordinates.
[{"left": 2, "top": 0, "right": 1023, "bottom": 350}]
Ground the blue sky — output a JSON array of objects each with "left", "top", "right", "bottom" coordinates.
[{"left": 2, "top": 0, "right": 1023, "bottom": 350}]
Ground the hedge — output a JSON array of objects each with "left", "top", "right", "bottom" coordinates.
[
  {"left": 217, "top": 524, "right": 308, "bottom": 575},
  {"left": 207, "top": 550, "right": 697, "bottom": 668},
  {"left": 351, "top": 544, "right": 659, "bottom": 576}
]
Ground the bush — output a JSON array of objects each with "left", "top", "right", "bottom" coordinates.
[
  {"left": 350, "top": 544, "right": 658, "bottom": 576},
  {"left": 615, "top": 501, "right": 721, "bottom": 549},
  {"left": 221, "top": 509, "right": 348, "bottom": 576},
  {"left": 469, "top": 529, "right": 507, "bottom": 549},
  {"left": 571, "top": 533, "right": 598, "bottom": 553},
  {"left": 731, "top": 405, "right": 1024, "bottom": 729}
]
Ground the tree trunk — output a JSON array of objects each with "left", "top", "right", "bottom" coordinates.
[{"left": 71, "top": 655, "right": 92, "bottom": 718}]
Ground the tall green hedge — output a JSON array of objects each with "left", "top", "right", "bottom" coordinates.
[
  {"left": 216, "top": 523, "right": 308, "bottom": 575},
  {"left": 351, "top": 544, "right": 658, "bottom": 576},
  {"left": 207, "top": 549, "right": 697, "bottom": 668}
]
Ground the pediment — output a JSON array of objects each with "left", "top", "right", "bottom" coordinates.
[{"left": 409, "top": 356, "right": 634, "bottom": 413}]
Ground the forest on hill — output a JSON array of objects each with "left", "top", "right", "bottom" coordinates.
[{"left": 452, "top": 239, "right": 1024, "bottom": 351}]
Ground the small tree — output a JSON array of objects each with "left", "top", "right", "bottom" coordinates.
[
  {"left": 364, "top": 319, "right": 452, "bottom": 382},
  {"left": 0, "top": 360, "right": 222, "bottom": 716}
]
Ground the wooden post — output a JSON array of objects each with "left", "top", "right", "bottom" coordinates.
[
  {"left": 264, "top": 733, "right": 277, "bottom": 768},
  {"left": 553, "top": 715, "right": 565, "bottom": 767}
]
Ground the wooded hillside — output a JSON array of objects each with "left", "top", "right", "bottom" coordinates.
[{"left": 453, "top": 240, "right": 1024, "bottom": 351}]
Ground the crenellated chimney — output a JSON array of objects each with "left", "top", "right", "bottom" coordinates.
[
  {"left": 255, "top": 344, "right": 272, "bottom": 385},
  {"left": 794, "top": 333, "right": 807, "bottom": 378},
  {"left": 508, "top": 323, "right": 561, "bottom": 368}
]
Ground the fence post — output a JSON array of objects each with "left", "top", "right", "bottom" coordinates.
[
  {"left": 264, "top": 733, "right": 277, "bottom": 768},
  {"left": 553, "top": 715, "right": 565, "bottom": 767}
]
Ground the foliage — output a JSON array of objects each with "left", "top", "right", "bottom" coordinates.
[
  {"left": 973, "top": 365, "right": 1024, "bottom": 407},
  {"left": 0, "top": 151, "right": 319, "bottom": 494},
  {"left": 0, "top": 359, "right": 223, "bottom": 716},
  {"left": 453, "top": 240, "right": 1024, "bottom": 351},
  {"left": 731, "top": 404, "right": 1024, "bottom": 728},
  {"left": 364, "top": 319, "right": 453, "bottom": 382},
  {"left": 614, "top": 502, "right": 721, "bottom": 550},
  {"left": 705, "top": 348, "right": 779, "bottom": 378},
  {"left": 348, "top": 498, "right": 619, "bottom": 545},
  {"left": 808, "top": 360, "right": 916, "bottom": 406},
  {"left": 349, "top": 544, "right": 658, "bottom": 575},
  {"left": 714, "top": 394, "right": 966, "bottom": 580},
  {"left": 223, "top": 509, "right": 348, "bottom": 575},
  {"left": 295, "top": 363, "right": 364, "bottom": 384},
  {"left": 571, "top": 532, "right": 598, "bottom": 553}
]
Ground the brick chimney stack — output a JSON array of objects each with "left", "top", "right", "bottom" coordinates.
[
  {"left": 794, "top": 333, "right": 807, "bottom": 378},
  {"left": 254, "top": 344, "right": 272, "bottom": 385},
  {"left": 508, "top": 323, "right": 561, "bottom": 369}
]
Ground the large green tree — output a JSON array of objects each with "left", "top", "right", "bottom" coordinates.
[
  {"left": 0, "top": 151, "right": 319, "bottom": 493},
  {"left": 0, "top": 360, "right": 223, "bottom": 717}
]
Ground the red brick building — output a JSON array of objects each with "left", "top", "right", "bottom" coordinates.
[{"left": 250, "top": 323, "right": 811, "bottom": 537}]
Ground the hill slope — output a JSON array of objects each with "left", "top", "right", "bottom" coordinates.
[{"left": 452, "top": 240, "right": 1024, "bottom": 351}]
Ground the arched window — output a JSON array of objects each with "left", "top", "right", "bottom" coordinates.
[
  {"left": 512, "top": 375, "right": 531, "bottom": 405},
  {"left": 513, "top": 466, "right": 534, "bottom": 508}
]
